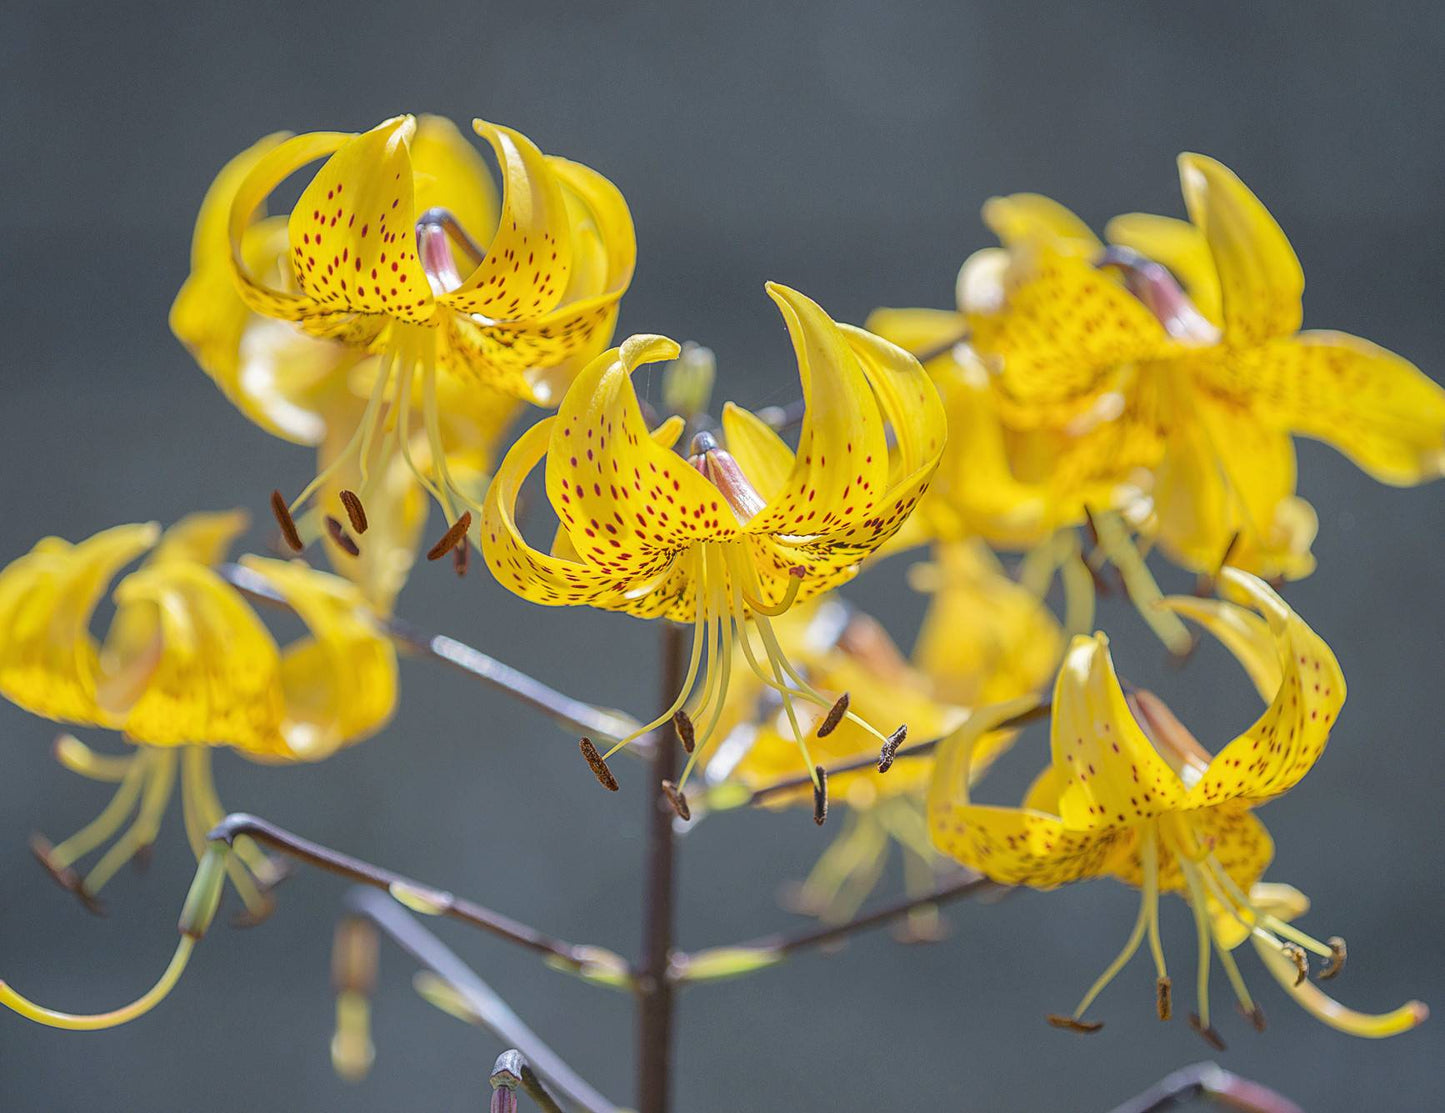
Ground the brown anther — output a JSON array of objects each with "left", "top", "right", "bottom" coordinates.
[
  {"left": 579, "top": 738, "right": 618, "bottom": 792},
  {"left": 30, "top": 834, "right": 105, "bottom": 916},
  {"left": 1319, "top": 936, "right": 1347, "bottom": 981},
  {"left": 325, "top": 516, "right": 361, "bottom": 557},
  {"left": 426, "top": 511, "right": 472, "bottom": 561},
  {"left": 1046, "top": 1014, "right": 1104, "bottom": 1034},
  {"left": 230, "top": 893, "right": 278, "bottom": 928},
  {"left": 877, "top": 726, "right": 907, "bottom": 773},
  {"left": 339, "top": 489, "right": 369, "bottom": 534},
  {"left": 1188, "top": 1013, "right": 1227, "bottom": 1051},
  {"left": 672, "top": 710, "right": 696, "bottom": 753},
  {"left": 1284, "top": 943, "right": 1309, "bottom": 986},
  {"left": 453, "top": 541, "right": 470, "bottom": 578},
  {"left": 815, "top": 693, "right": 849, "bottom": 738},
  {"left": 132, "top": 841, "right": 155, "bottom": 873},
  {"left": 661, "top": 780, "right": 691, "bottom": 821},
  {"left": 812, "top": 766, "right": 828, "bottom": 826},
  {"left": 1156, "top": 975, "right": 1172, "bottom": 1021},
  {"left": 1239, "top": 1003, "right": 1267, "bottom": 1032},
  {"left": 270, "top": 489, "right": 304, "bottom": 552}
]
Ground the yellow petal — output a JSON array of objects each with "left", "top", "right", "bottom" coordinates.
[
  {"left": 108, "top": 562, "right": 287, "bottom": 754},
  {"left": 1200, "top": 332, "right": 1445, "bottom": 485},
  {"left": 149, "top": 510, "right": 250, "bottom": 568},
  {"left": 862, "top": 307, "right": 967, "bottom": 360},
  {"left": 1115, "top": 802, "right": 1273, "bottom": 899},
  {"left": 442, "top": 121, "right": 575, "bottom": 318},
  {"left": 930, "top": 800, "right": 1126, "bottom": 890},
  {"left": 0, "top": 524, "right": 158, "bottom": 724},
  {"left": 720, "top": 402, "right": 794, "bottom": 504},
  {"left": 1051, "top": 634, "right": 1187, "bottom": 830},
  {"left": 1104, "top": 212, "right": 1222, "bottom": 325},
  {"left": 1253, "top": 937, "right": 1428, "bottom": 1037},
  {"left": 482, "top": 416, "right": 683, "bottom": 617},
  {"left": 1188, "top": 569, "right": 1344, "bottom": 806},
  {"left": 240, "top": 557, "right": 398, "bottom": 760},
  {"left": 1159, "top": 595, "right": 1282, "bottom": 700},
  {"left": 1150, "top": 385, "right": 1316, "bottom": 580},
  {"left": 1177, "top": 153, "right": 1302, "bottom": 346},
  {"left": 410, "top": 115, "right": 499, "bottom": 252},
  {"left": 968, "top": 250, "right": 1170, "bottom": 429},
  {"left": 981, "top": 193, "right": 1101, "bottom": 253},
  {"left": 288, "top": 116, "right": 435, "bottom": 323}
]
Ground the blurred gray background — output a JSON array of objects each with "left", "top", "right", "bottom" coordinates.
[{"left": 1, "top": 2, "right": 1441, "bottom": 1110}]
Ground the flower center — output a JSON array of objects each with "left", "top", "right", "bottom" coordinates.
[
  {"left": 1096, "top": 245, "right": 1221, "bottom": 346},
  {"left": 414, "top": 207, "right": 487, "bottom": 297},
  {"left": 685, "top": 431, "right": 767, "bottom": 523}
]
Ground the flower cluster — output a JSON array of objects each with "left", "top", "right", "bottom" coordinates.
[{"left": 0, "top": 115, "right": 1431, "bottom": 1068}]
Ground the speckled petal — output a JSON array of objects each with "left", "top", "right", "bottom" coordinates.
[
  {"left": 981, "top": 193, "right": 1101, "bottom": 253},
  {"left": 410, "top": 115, "right": 500, "bottom": 253},
  {"left": 1104, "top": 211, "right": 1222, "bottom": 325}
]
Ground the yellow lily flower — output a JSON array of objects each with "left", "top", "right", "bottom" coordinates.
[
  {"left": 186, "top": 113, "right": 633, "bottom": 544},
  {"left": 482, "top": 284, "right": 946, "bottom": 791},
  {"left": 0, "top": 512, "right": 397, "bottom": 917},
  {"left": 927, "top": 568, "right": 1424, "bottom": 1039},
  {"left": 172, "top": 119, "right": 527, "bottom": 609},
  {"left": 870, "top": 155, "right": 1445, "bottom": 580}
]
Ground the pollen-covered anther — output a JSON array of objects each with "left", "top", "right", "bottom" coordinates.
[
  {"left": 1188, "top": 1013, "right": 1227, "bottom": 1051},
  {"left": 339, "top": 490, "right": 369, "bottom": 534},
  {"left": 1046, "top": 1014, "right": 1103, "bottom": 1034},
  {"left": 672, "top": 710, "right": 696, "bottom": 753},
  {"left": 325, "top": 516, "right": 360, "bottom": 558},
  {"left": 579, "top": 738, "right": 619, "bottom": 792},
  {"left": 271, "top": 489, "right": 304, "bottom": 552},
  {"left": 1284, "top": 943, "right": 1309, "bottom": 986},
  {"left": 661, "top": 780, "right": 691, "bottom": 821},
  {"left": 812, "top": 766, "right": 828, "bottom": 826},
  {"left": 815, "top": 693, "right": 850, "bottom": 738},
  {"left": 876, "top": 726, "right": 907, "bottom": 773},
  {"left": 1155, "top": 976, "right": 1172, "bottom": 1021},
  {"left": 1239, "top": 1002, "right": 1267, "bottom": 1032},
  {"left": 1319, "top": 936, "right": 1347, "bottom": 981},
  {"left": 29, "top": 835, "right": 104, "bottom": 916},
  {"left": 426, "top": 512, "right": 472, "bottom": 561}
]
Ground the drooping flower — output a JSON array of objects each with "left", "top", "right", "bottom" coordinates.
[
  {"left": 0, "top": 512, "right": 397, "bottom": 917},
  {"left": 179, "top": 114, "right": 634, "bottom": 553},
  {"left": 702, "top": 541, "right": 1061, "bottom": 932},
  {"left": 928, "top": 568, "right": 1424, "bottom": 1039},
  {"left": 869, "top": 155, "right": 1445, "bottom": 581},
  {"left": 482, "top": 284, "right": 945, "bottom": 792}
]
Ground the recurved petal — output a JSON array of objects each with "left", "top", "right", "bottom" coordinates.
[
  {"left": 1159, "top": 595, "right": 1282, "bottom": 701},
  {"left": 288, "top": 116, "right": 434, "bottom": 322},
  {"left": 981, "top": 193, "right": 1101, "bottom": 253},
  {"left": 442, "top": 122, "right": 574, "bottom": 318},
  {"left": 239, "top": 557, "right": 397, "bottom": 760},
  {"left": 482, "top": 416, "right": 683, "bottom": 617},
  {"left": 1050, "top": 634, "right": 1187, "bottom": 830},
  {"left": 1201, "top": 332, "right": 1445, "bottom": 485},
  {"left": 1177, "top": 153, "right": 1303, "bottom": 346},
  {"left": 1104, "top": 211, "right": 1223, "bottom": 325},
  {"left": 1188, "top": 569, "right": 1344, "bottom": 807},
  {"left": 721, "top": 403, "right": 794, "bottom": 504},
  {"left": 863, "top": 307, "right": 968, "bottom": 360},
  {"left": 106, "top": 562, "right": 287, "bottom": 754},
  {"left": 148, "top": 509, "right": 250, "bottom": 568},
  {"left": 0, "top": 524, "right": 159, "bottom": 725},
  {"left": 410, "top": 115, "right": 500, "bottom": 252},
  {"left": 930, "top": 800, "right": 1126, "bottom": 890}
]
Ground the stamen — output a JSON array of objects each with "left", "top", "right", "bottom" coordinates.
[
  {"left": 52, "top": 734, "right": 133, "bottom": 782},
  {"left": 80, "top": 748, "right": 177, "bottom": 899},
  {"left": 1156, "top": 976, "right": 1173, "bottom": 1021},
  {"left": 325, "top": 516, "right": 361, "bottom": 557},
  {"left": 330, "top": 916, "right": 378, "bottom": 1081},
  {"left": 877, "top": 727, "right": 907, "bottom": 773},
  {"left": 271, "top": 489, "right": 304, "bottom": 552},
  {"left": 1188, "top": 1013, "right": 1227, "bottom": 1051},
  {"left": 453, "top": 542, "right": 470, "bottom": 577},
  {"left": 1252, "top": 938, "right": 1428, "bottom": 1037},
  {"left": 673, "top": 710, "right": 696, "bottom": 753},
  {"left": 29, "top": 836, "right": 104, "bottom": 916},
  {"left": 426, "top": 512, "right": 473, "bottom": 561},
  {"left": 740, "top": 566, "right": 805, "bottom": 618},
  {"left": 816, "top": 694, "right": 850, "bottom": 738},
  {"left": 1241, "top": 1002, "right": 1267, "bottom": 1032},
  {"left": 812, "top": 766, "right": 828, "bottom": 826},
  {"left": 661, "top": 780, "right": 691, "bottom": 821},
  {"left": 579, "top": 739, "right": 619, "bottom": 792},
  {"left": 339, "top": 489, "right": 369, "bottom": 534},
  {"left": 1046, "top": 1014, "right": 1103, "bottom": 1034},
  {"left": 1319, "top": 937, "right": 1347, "bottom": 981},
  {"left": 1285, "top": 944, "right": 1309, "bottom": 986}
]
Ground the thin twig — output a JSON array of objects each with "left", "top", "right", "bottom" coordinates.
[
  {"left": 345, "top": 889, "right": 620, "bottom": 1113},
  {"left": 218, "top": 562, "right": 646, "bottom": 752},
  {"left": 207, "top": 814, "right": 599, "bottom": 971},
  {"left": 1103, "top": 1061, "right": 1305, "bottom": 1113},
  {"left": 744, "top": 701, "right": 1051, "bottom": 807}
]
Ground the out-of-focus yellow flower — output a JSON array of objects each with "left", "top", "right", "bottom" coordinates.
[
  {"left": 482, "top": 285, "right": 945, "bottom": 791},
  {"left": 0, "top": 512, "right": 396, "bottom": 916},
  {"left": 870, "top": 155, "right": 1445, "bottom": 581},
  {"left": 700, "top": 541, "right": 1061, "bottom": 931},
  {"left": 174, "top": 114, "right": 633, "bottom": 556},
  {"left": 927, "top": 569, "right": 1424, "bottom": 1039}
]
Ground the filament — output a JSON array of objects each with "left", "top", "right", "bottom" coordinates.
[
  {"left": 1141, "top": 828, "right": 1169, "bottom": 988},
  {"left": 53, "top": 735, "right": 135, "bottom": 783},
  {"left": 1072, "top": 878, "right": 1152, "bottom": 1018},
  {"left": 1177, "top": 856, "right": 1216, "bottom": 1029},
  {"left": 82, "top": 748, "right": 178, "bottom": 896},
  {"left": 46, "top": 751, "right": 149, "bottom": 870},
  {"left": 181, "top": 747, "right": 273, "bottom": 916}
]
